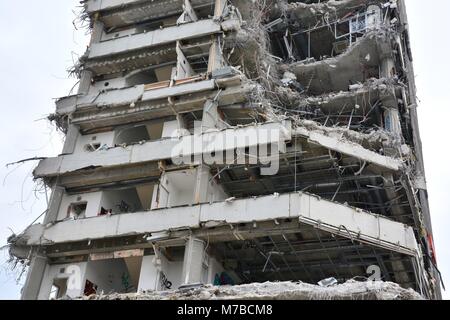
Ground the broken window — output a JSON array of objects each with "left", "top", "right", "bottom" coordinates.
[
  {"left": 84, "top": 142, "right": 102, "bottom": 152},
  {"left": 67, "top": 202, "right": 87, "bottom": 219}
]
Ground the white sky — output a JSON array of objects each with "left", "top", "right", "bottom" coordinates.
[{"left": 0, "top": 0, "right": 448, "bottom": 300}]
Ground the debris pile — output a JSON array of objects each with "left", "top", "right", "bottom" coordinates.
[{"left": 78, "top": 280, "right": 423, "bottom": 300}]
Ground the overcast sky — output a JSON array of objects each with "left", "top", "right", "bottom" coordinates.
[{"left": 0, "top": 0, "right": 449, "bottom": 300}]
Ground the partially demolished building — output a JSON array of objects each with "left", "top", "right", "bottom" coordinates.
[{"left": 9, "top": 0, "right": 441, "bottom": 300}]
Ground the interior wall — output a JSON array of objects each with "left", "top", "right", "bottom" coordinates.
[
  {"left": 162, "top": 120, "right": 184, "bottom": 138},
  {"left": 114, "top": 125, "right": 150, "bottom": 145},
  {"left": 152, "top": 170, "right": 196, "bottom": 209},
  {"left": 84, "top": 259, "right": 129, "bottom": 295},
  {"left": 206, "top": 257, "right": 225, "bottom": 285},
  {"left": 90, "top": 77, "right": 128, "bottom": 93},
  {"left": 136, "top": 184, "right": 154, "bottom": 210},
  {"left": 38, "top": 254, "right": 225, "bottom": 299},
  {"left": 57, "top": 191, "right": 103, "bottom": 220},
  {"left": 74, "top": 131, "right": 115, "bottom": 154},
  {"left": 151, "top": 168, "right": 228, "bottom": 209},
  {"left": 137, "top": 255, "right": 159, "bottom": 292},
  {"left": 147, "top": 122, "right": 164, "bottom": 141},
  {"left": 124, "top": 256, "right": 143, "bottom": 290},
  {"left": 38, "top": 262, "right": 88, "bottom": 300},
  {"left": 138, "top": 254, "right": 183, "bottom": 292},
  {"left": 205, "top": 175, "right": 228, "bottom": 204}
]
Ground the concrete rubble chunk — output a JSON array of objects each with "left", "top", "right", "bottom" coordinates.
[{"left": 78, "top": 280, "right": 424, "bottom": 300}]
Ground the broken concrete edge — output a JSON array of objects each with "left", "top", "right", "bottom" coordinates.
[
  {"left": 294, "top": 126, "right": 404, "bottom": 172},
  {"left": 87, "top": 19, "right": 222, "bottom": 60},
  {"left": 32, "top": 119, "right": 403, "bottom": 179},
  {"left": 287, "top": 28, "right": 392, "bottom": 69},
  {"left": 83, "top": 0, "right": 212, "bottom": 17},
  {"left": 32, "top": 120, "right": 291, "bottom": 178},
  {"left": 77, "top": 14, "right": 241, "bottom": 74},
  {"left": 10, "top": 191, "right": 419, "bottom": 257},
  {"left": 54, "top": 75, "right": 246, "bottom": 116},
  {"left": 303, "top": 77, "right": 405, "bottom": 106}
]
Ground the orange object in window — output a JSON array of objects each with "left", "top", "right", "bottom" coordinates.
[{"left": 427, "top": 234, "right": 437, "bottom": 265}]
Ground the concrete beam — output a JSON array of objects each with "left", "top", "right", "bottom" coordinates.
[
  {"left": 21, "top": 255, "right": 47, "bottom": 300},
  {"left": 56, "top": 80, "right": 215, "bottom": 114},
  {"left": 85, "top": 0, "right": 145, "bottom": 12},
  {"left": 85, "top": 0, "right": 215, "bottom": 28},
  {"left": 294, "top": 127, "right": 403, "bottom": 172},
  {"left": 34, "top": 121, "right": 291, "bottom": 178},
  {"left": 55, "top": 77, "right": 243, "bottom": 115},
  {"left": 88, "top": 19, "right": 221, "bottom": 60},
  {"left": 71, "top": 81, "right": 253, "bottom": 132},
  {"left": 284, "top": 0, "right": 381, "bottom": 26},
  {"left": 181, "top": 236, "right": 206, "bottom": 285},
  {"left": 19, "top": 191, "right": 418, "bottom": 257}
]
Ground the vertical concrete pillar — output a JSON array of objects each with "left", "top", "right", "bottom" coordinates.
[
  {"left": 43, "top": 184, "right": 65, "bottom": 224},
  {"left": 207, "top": 35, "right": 225, "bottom": 73},
  {"left": 214, "top": 0, "right": 227, "bottom": 20},
  {"left": 90, "top": 16, "right": 104, "bottom": 45},
  {"left": 21, "top": 255, "right": 47, "bottom": 300},
  {"left": 380, "top": 56, "right": 402, "bottom": 137},
  {"left": 62, "top": 125, "right": 80, "bottom": 155},
  {"left": 181, "top": 236, "right": 206, "bottom": 286},
  {"left": 194, "top": 165, "right": 210, "bottom": 204},
  {"left": 161, "top": 116, "right": 189, "bottom": 138},
  {"left": 380, "top": 56, "right": 396, "bottom": 79},
  {"left": 176, "top": 41, "right": 195, "bottom": 80},
  {"left": 383, "top": 107, "right": 402, "bottom": 135},
  {"left": 178, "top": 0, "right": 198, "bottom": 23},
  {"left": 78, "top": 70, "right": 93, "bottom": 95},
  {"left": 202, "top": 99, "right": 227, "bottom": 132}
]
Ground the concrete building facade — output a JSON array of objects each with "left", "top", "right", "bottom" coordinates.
[{"left": 8, "top": 0, "right": 441, "bottom": 299}]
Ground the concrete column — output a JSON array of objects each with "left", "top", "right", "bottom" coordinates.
[
  {"left": 383, "top": 107, "right": 402, "bottom": 135},
  {"left": 380, "top": 56, "right": 402, "bottom": 137},
  {"left": 214, "top": 0, "right": 227, "bottom": 20},
  {"left": 380, "top": 56, "right": 396, "bottom": 79},
  {"left": 181, "top": 236, "right": 206, "bottom": 286},
  {"left": 178, "top": 0, "right": 198, "bottom": 23},
  {"left": 21, "top": 255, "right": 47, "bottom": 300},
  {"left": 62, "top": 124, "right": 80, "bottom": 155},
  {"left": 43, "top": 184, "right": 65, "bottom": 225},
  {"left": 78, "top": 70, "right": 93, "bottom": 95},
  {"left": 176, "top": 41, "right": 195, "bottom": 80},
  {"left": 76, "top": 13, "right": 102, "bottom": 96},
  {"left": 90, "top": 16, "right": 104, "bottom": 45},
  {"left": 194, "top": 165, "right": 210, "bottom": 204},
  {"left": 202, "top": 99, "right": 227, "bottom": 132},
  {"left": 207, "top": 35, "right": 225, "bottom": 73},
  {"left": 161, "top": 116, "right": 189, "bottom": 138}
]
